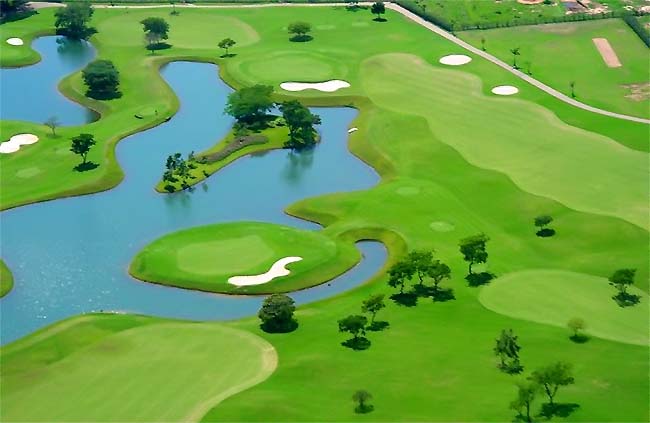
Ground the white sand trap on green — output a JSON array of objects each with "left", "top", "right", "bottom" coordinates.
[
  {"left": 479, "top": 269, "right": 648, "bottom": 346},
  {"left": 6, "top": 37, "right": 23, "bottom": 46},
  {"left": 228, "top": 256, "right": 303, "bottom": 286},
  {"left": 439, "top": 54, "right": 472, "bottom": 65},
  {"left": 280, "top": 80, "right": 350, "bottom": 92},
  {"left": 0, "top": 134, "right": 39, "bottom": 154},
  {"left": 348, "top": 127, "right": 358, "bottom": 133},
  {"left": 491, "top": 85, "right": 519, "bottom": 95}
]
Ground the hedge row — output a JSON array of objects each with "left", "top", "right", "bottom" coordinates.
[{"left": 622, "top": 13, "right": 650, "bottom": 48}]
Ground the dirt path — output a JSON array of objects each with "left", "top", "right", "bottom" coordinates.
[
  {"left": 27, "top": 1, "right": 649, "bottom": 124},
  {"left": 593, "top": 37, "right": 622, "bottom": 68}
]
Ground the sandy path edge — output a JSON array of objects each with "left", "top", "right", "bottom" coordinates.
[{"left": 26, "top": 1, "right": 649, "bottom": 124}]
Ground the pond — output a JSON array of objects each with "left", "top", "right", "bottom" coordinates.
[{"left": 0, "top": 47, "right": 383, "bottom": 345}]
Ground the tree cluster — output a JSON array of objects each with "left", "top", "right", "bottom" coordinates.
[
  {"left": 161, "top": 152, "right": 199, "bottom": 192},
  {"left": 225, "top": 84, "right": 274, "bottom": 128},
  {"left": 511, "top": 362, "right": 576, "bottom": 421},
  {"left": 141, "top": 17, "right": 170, "bottom": 53},
  {"left": 82, "top": 59, "right": 121, "bottom": 100},
  {"left": 494, "top": 329, "right": 523, "bottom": 374},
  {"left": 288, "top": 21, "right": 312, "bottom": 42},
  {"left": 55, "top": 1, "right": 96, "bottom": 40},
  {"left": 70, "top": 133, "right": 98, "bottom": 171},
  {"left": 388, "top": 249, "right": 452, "bottom": 304},
  {"left": 279, "top": 100, "right": 321, "bottom": 150},
  {"left": 608, "top": 268, "right": 640, "bottom": 307},
  {"left": 258, "top": 293, "right": 298, "bottom": 333},
  {"left": 338, "top": 293, "right": 388, "bottom": 350},
  {"left": 0, "top": 0, "right": 32, "bottom": 21}
]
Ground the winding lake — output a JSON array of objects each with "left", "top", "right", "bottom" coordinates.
[{"left": 0, "top": 41, "right": 383, "bottom": 345}]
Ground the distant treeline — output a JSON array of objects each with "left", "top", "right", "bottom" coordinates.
[{"left": 622, "top": 13, "right": 650, "bottom": 48}]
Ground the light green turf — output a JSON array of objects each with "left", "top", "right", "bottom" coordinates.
[
  {"left": 361, "top": 53, "right": 648, "bottom": 230},
  {"left": 479, "top": 269, "right": 649, "bottom": 346},
  {"left": 0, "top": 259, "right": 13, "bottom": 297},
  {"left": 0, "top": 315, "right": 276, "bottom": 422},
  {"left": 130, "top": 221, "right": 360, "bottom": 294},
  {"left": 460, "top": 19, "right": 650, "bottom": 119}
]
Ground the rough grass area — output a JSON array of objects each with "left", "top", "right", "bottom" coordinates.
[
  {"left": 129, "top": 221, "right": 360, "bottom": 294},
  {"left": 0, "top": 259, "right": 13, "bottom": 297},
  {"left": 0, "top": 314, "right": 277, "bottom": 422},
  {"left": 479, "top": 269, "right": 649, "bottom": 345},
  {"left": 460, "top": 19, "right": 650, "bottom": 118}
]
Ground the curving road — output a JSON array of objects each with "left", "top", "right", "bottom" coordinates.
[{"left": 28, "top": 1, "right": 650, "bottom": 124}]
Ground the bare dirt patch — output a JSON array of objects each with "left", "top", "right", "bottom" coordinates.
[
  {"left": 622, "top": 82, "right": 650, "bottom": 102},
  {"left": 592, "top": 38, "right": 622, "bottom": 68}
]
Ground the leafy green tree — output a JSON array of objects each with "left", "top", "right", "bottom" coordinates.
[
  {"left": 70, "top": 133, "right": 96, "bottom": 165},
  {"left": 387, "top": 259, "right": 415, "bottom": 294},
  {"left": 608, "top": 268, "right": 636, "bottom": 296},
  {"left": 528, "top": 362, "right": 574, "bottom": 406},
  {"left": 352, "top": 389, "right": 373, "bottom": 414},
  {"left": 218, "top": 37, "right": 236, "bottom": 56},
  {"left": 44, "top": 116, "right": 60, "bottom": 136},
  {"left": 141, "top": 17, "right": 169, "bottom": 52},
  {"left": 567, "top": 317, "right": 586, "bottom": 340},
  {"left": 371, "top": 1, "right": 386, "bottom": 20},
  {"left": 288, "top": 21, "right": 312, "bottom": 41},
  {"left": 55, "top": 1, "right": 96, "bottom": 40},
  {"left": 338, "top": 314, "right": 367, "bottom": 341},
  {"left": 459, "top": 233, "right": 489, "bottom": 275},
  {"left": 534, "top": 215, "right": 555, "bottom": 237},
  {"left": 510, "top": 47, "right": 521, "bottom": 68},
  {"left": 279, "top": 100, "right": 321, "bottom": 149},
  {"left": 569, "top": 80, "right": 576, "bottom": 98},
  {"left": 494, "top": 329, "right": 523, "bottom": 374},
  {"left": 82, "top": 59, "right": 121, "bottom": 100},
  {"left": 407, "top": 250, "right": 434, "bottom": 286},
  {"left": 0, "top": 0, "right": 30, "bottom": 18},
  {"left": 361, "top": 294, "right": 385, "bottom": 325},
  {"left": 510, "top": 381, "right": 538, "bottom": 422},
  {"left": 258, "top": 293, "right": 297, "bottom": 333},
  {"left": 427, "top": 260, "right": 451, "bottom": 292},
  {"left": 225, "top": 84, "right": 274, "bottom": 126}
]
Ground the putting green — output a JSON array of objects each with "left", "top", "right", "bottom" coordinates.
[
  {"left": 362, "top": 53, "right": 648, "bottom": 229},
  {"left": 479, "top": 269, "right": 649, "bottom": 346},
  {"left": 95, "top": 10, "right": 260, "bottom": 50},
  {"left": 0, "top": 317, "right": 276, "bottom": 422},
  {"left": 130, "top": 221, "right": 360, "bottom": 294},
  {"left": 234, "top": 51, "right": 345, "bottom": 86}
]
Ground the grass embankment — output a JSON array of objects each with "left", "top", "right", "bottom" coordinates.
[
  {"left": 0, "top": 260, "right": 13, "bottom": 297},
  {"left": 0, "top": 314, "right": 277, "bottom": 423},
  {"left": 460, "top": 18, "right": 650, "bottom": 118},
  {"left": 1, "top": 6, "right": 648, "bottom": 422},
  {"left": 129, "top": 221, "right": 360, "bottom": 294}
]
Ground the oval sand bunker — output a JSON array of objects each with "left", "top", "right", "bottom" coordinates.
[
  {"left": 228, "top": 256, "right": 303, "bottom": 286},
  {"left": 0, "top": 133, "right": 39, "bottom": 154},
  {"left": 6, "top": 37, "right": 24, "bottom": 46},
  {"left": 439, "top": 55, "right": 472, "bottom": 66},
  {"left": 491, "top": 85, "right": 519, "bottom": 96},
  {"left": 280, "top": 80, "right": 350, "bottom": 93}
]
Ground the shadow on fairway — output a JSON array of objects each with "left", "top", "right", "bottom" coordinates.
[
  {"left": 342, "top": 336, "right": 371, "bottom": 351},
  {"left": 570, "top": 334, "right": 590, "bottom": 344},
  {"left": 536, "top": 228, "right": 556, "bottom": 237},
  {"left": 466, "top": 272, "right": 495, "bottom": 287},
  {"left": 367, "top": 321, "right": 389, "bottom": 332},
  {"left": 289, "top": 35, "right": 313, "bottom": 42},
  {"left": 354, "top": 404, "right": 374, "bottom": 414},
  {"left": 390, "top": 292, "right": 418, "bottom": 307},
  {"left": 613, "top": 292, "right": 641, "bottom": 308},
  {"left": 539, "top": 403, "right": 580, "bottom": 419},
  {"left": 74, "top": 162, "right": 99, "bottom": 172},
  {"left": 220, "top": 53, "right": 238, "bottom": 59}
]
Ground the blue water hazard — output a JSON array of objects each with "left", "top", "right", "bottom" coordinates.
[
  {"left": 0, "top": 36, "right": 98, "bottom": 126},
  {"left": 0, "top": 49, "right": 384, "bottom": 345}
]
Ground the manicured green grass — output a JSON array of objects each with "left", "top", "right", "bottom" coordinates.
[
  {"left": 0, "top": 259, "right": 13, "bottom": 297},
  {"left": 479, "top": 269, "right": 648, "bottom": 345},
  {"left": 1, "top": 5, "right": 648, "bottom": 423},
  {"left": 130, "top": 221, "right": 360, "bottom": 294},
  {"left": 361, "top": 53, "right": 648, "bottom": 229},
  {"left": 0, "top": 314, "right": 277, "bottom": 423},
  {"left": 460, "top": 19, "right": 650, "bottom": 118}
]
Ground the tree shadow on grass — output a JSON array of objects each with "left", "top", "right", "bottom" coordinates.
[
  {"left": 354, "top": 404, "right": 374, "bottom": 414},
  {"left": 289, "top": 35, "right": 313, "bottom": 42},
  {"left": 341, "top": 336, "right": 371, "bottom": 351},
  {"left": 74, "top": 162, "right": 99, "bottom": 172},
  {"left": 373, "top": 17, "right": 388, "bottom": 22},
  {"left": 367, "top": 321, "right": 389, "bottom": 332},
  {"left": 536, "top": 228, "right": 556, "bottom": 237},
  {"left": 219, "top": 53, "right": 238, "bottom": 59},
  {"left": 260, "top": 319, "right": 298, "bottom": 334},
  {"left": 539, "top": 403, "right": 580, "bottom": 419},
  {"left": 466, "top": 272, "right": 495, "bottom": 287},
  {"left": 431, "top": 288, "right": 456, "bottom": 302},
  {"left": 613, "top": 292, "right": 641, "bottom": 308},
  {"left": 148, "top": 42, "right": 172, "bottom": 51},
  {"left": 389, "top": 292, "right": 418, "bottom": 307},
  {"left": 569, "top": 334, "right": 590, "bottom": 344}
]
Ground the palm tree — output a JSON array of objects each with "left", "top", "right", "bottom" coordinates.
[{"left": 510, "top": 47, "right": 521, "bottom": 69}]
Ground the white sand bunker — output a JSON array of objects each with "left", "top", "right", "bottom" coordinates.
[
  {"left": 280, "top": 80, "right": 350, "bottom": 93},
  {"left": 439, "top": 54, "right": 472, "bottom": 66},
  {"left": 0, "top": 134, "right": 39, "bottom": 154},
  {"left": 228, "top": 256, "right": 303, "bottom": 286},
  {"left": 491, "top": 85, "right": 519, "bottom": 96},
  {"left": 348, "top": 127, "right": 358, "bottom": 133},
  {"left": 6, "top": 37, "right": 24, "bottom": 46}
]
